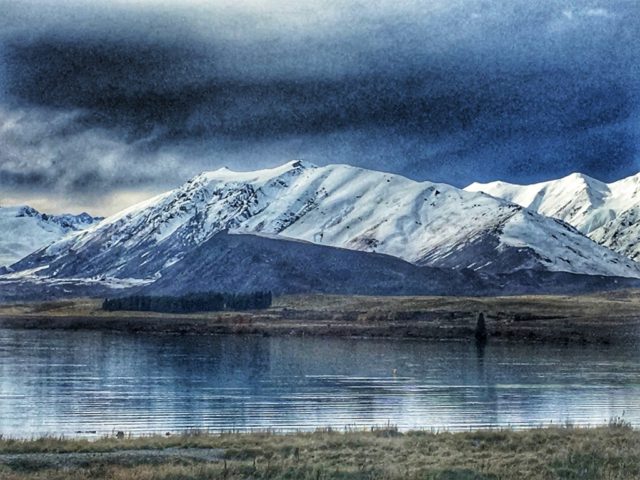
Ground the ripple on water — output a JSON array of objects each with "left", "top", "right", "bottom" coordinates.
[{"left": 0, "top": 329, "right": 639, "bottom": 437}]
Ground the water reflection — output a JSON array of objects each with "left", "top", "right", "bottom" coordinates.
[{"left": 0, "top": 329, "right": 639, "bottom": 437}]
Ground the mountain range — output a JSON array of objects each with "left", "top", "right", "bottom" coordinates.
[
  {"left": 0, "top": 205, "right": 100, "bottom": 267},
  {"left": 466, "top": 172, "right": 640, "bottom": 262},
  {"left": 5, "top": 162, "right": 640, "bottom": 299}
]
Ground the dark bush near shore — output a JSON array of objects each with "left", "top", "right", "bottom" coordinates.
[
  {"left": 102, "top": 291, "right": 272, "bottom": 313},
  {"left": 475, "top": 312, "right": 488, "bottom": 342}
]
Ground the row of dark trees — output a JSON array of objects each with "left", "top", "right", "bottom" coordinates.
[{"left": 102, "top": 291, "right": 272, "bottom": 313}]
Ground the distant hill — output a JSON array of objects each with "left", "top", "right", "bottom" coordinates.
[
  {"left": 141, "top": 231, "right": 482, "bottom": 296},
  {"left": 0, "top": 205, "right": 100, "bottom": 267}
]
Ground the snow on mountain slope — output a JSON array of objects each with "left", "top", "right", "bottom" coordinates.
[
  {"left": 10, "top": 161, "right": 640, "bottom": 281},
  {"left": 0, "top": 205, "right": 100, "bottom": 267},
  {"left": 466, "top": 172, "right": 640, "bottom": 261}
]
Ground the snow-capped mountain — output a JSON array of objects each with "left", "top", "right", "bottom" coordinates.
[
  {"left": 10, "top": 161, "right": 640, "bottom": 283},
  {"left": 466, "top": 172, "right": 640, "bottom": 262},
  {"left": 0, "top": 205, "right": 101, "bottom": 267}
]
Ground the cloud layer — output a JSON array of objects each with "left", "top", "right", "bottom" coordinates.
[{"left": 1, "top": 0, "right": 639, "bottom": 214}]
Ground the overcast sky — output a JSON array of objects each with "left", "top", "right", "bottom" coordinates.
[{"left": 1, "top": 0, "right": 639, "bottom": 215}]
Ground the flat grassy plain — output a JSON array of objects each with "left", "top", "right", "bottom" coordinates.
[
  {"left": 1, "top": 426, "right": 639, "bottom": 479},
  {"left": 1, "top": 291, "right": 640, "bottom": 344}
]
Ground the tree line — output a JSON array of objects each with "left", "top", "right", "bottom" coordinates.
[{"left": 102, "top": 291, "right": 273, "bottom": 313}]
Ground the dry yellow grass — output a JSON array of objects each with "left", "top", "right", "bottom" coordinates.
[{"left": 1, "top": 425, "right": 639, "bottom": 479}]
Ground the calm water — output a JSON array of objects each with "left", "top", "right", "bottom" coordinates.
[{"left": 1, "top": 328, "right": 639, "bottom": 437}]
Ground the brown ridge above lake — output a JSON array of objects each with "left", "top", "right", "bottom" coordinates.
[{"left": 1, "top": 291, "right": 640, "bottom": 345}]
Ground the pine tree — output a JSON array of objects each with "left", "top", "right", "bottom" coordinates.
[{"left": 475, "top": 312, "right": 488, "bottom": 343}]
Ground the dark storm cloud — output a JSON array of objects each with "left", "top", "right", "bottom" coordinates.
[{"left": 0, "top": 0, "right": 639, "bottom": 213}]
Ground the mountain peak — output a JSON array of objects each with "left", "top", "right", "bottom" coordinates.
[
  {"left": 0, "top": 205, "right": 101, "bottom": 267},
  {"left": 285, "top": 159, "right": 312, "bottom": 169},
  {"left": 0, "top": 205, "right": 39, "bottom": 217},
  {"left": 559, "top": 172, "right": 605, "bottom": 189},
  {"left": 195, "top": 160, "right": 317, "bottom": 185}
]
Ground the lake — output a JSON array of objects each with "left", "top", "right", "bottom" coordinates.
[{"left": 1, "top": 328, "right": 639, "bottom": 437}]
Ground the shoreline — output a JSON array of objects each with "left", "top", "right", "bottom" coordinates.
[
  {"left": 0, "top": 313, "right": 636, "bottom": 345},
  {"left": 1, "top": 292, "right": 640, "bottom": 345}
]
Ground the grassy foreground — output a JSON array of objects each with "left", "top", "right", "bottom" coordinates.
[{"left": 1, "top": 426, "right": 639, "bottom": 479}]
